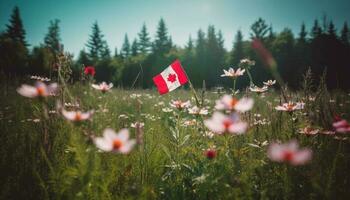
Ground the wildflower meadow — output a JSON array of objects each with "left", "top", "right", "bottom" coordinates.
[{"left": 1, "top": 1, "right": 350, "bottom": 199}]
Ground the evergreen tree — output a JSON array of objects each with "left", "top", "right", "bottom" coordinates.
[
  {"left": 131, "top": 39, "right": 139, "bottom": 56},
  {"left": 153, "top": 18, "right": 171, "bottom": 54},
  {"left": 311, "top": 19, "right": 322, "bottom": 39},
  {"left": 86, "top": 22, "right": 106, "bottom": 62},
  {"left": 340, "top": 22, "right": 349, "bottom": 45},
  {"left": 185, "top": 35, "right": 194, "bottom": 51},
  {"left": 6, "top": 6, "right": 27, "bottom": 46},
  {"left": 44, "top": 19, "right": 61, "bottom": 54},
  {"left": 138, "top": 23, "right": 151, "bottom": 54},
  {"left": 114, "top": 47, "right": 119, "bottom": 58},
  {"left": 298, "top": 22, "right": 308, "bottom": 43},
  {"left": 120, "top": 34, "right": 130, "bottom": 58},
  {"left": 328, "top": 21, "right": 337, "bottom": 37},
  {"left": 100, "top": 41, "right": 111, "bottom": 59},
  {"left": 250, "top": 18, "right": 269, "bottom": 40},
  {"left": 230, "top": 30, "right": 244, "bottom": 66}
]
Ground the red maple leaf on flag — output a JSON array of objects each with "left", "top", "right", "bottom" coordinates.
[{"left": 167, "top": 73, "right": 177, "bottom": 83}]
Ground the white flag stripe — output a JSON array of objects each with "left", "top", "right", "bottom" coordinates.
[{"left": 160, "top": 65, "right": 181, "bottom": 92}]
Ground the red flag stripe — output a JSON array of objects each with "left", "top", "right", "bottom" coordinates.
[
  {"left": 152, "top": 74, "right": 169, "bottom": 95},
  {"left": 170, "top": 60, "right": 188, "bottom": 85}
]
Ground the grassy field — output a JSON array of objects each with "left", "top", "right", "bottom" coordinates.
[{"left": 1, "top": 78, "right": 350, "bottom": 199}]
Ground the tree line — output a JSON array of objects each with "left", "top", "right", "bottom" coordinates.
[{"left": 1, "top": 6, "right": 350, "bottom": 89}]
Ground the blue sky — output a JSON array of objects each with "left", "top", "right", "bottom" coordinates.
[{"left": 1, "top": 0, "right": 350, "bottom": 56}]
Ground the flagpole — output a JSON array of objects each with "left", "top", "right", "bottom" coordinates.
[{"left": 183, "top": 69, "right": 201, "bottom": 107}]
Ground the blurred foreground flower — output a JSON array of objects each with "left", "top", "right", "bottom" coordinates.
[
  {"left": 92, "top": 82, "right": 113, "bottom": 93},
  {"left": 17, "top": 81, "right": 58, "bottom": 98},
  {"left": 94, "top": 128, "right": 136, "bottom": 153},
  {"left": 204, "top": 112, "right": 247, "bottom": 135},
  {"left": 275, "top": 102, "right": 304, "bottom": 112},
  {"left": 215, "top": 95, "right": 254, "bottom": 113},
  {"left": 333, "top": 118, "right": 350, "bottom": 133},
  {"left": 221, "top": 67, "right": 245, "bottom": 78},
  {"left": 267, "top": 140, "right": 312, "bottom": 165},
  {"left": 62, "top": 109, "right": 94, "bottom": 122}
]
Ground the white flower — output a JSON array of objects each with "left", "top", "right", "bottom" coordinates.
[
  {"left": 215, "top": 95, "right": 254, "bottom": 113},
  {"left": 188, "top": 106, "right": 209, "bottom": 115},
  {"left": 275, "top": 102, "right": 305, "bottom": 112},
  {"left": 239, "top": 58, "right": 255, "bottom": 68},
  {"left": 94, "top": 128, "right": 136, "bottom": 153},
  {"left": 249, "top": 85, "right": 268, "bottom": 93},
  {"left": 204, "top": 112, "right": 248, "bottom": 135},
  {"left": 92, "top": 82, "right": 113, "bottom": 92},
  {"left": 170, "top": 100, "right": 191, "bottom": 110},
  {"left": 162, "top": 108, "right": 173, "bottom": 113},
  {"left": 61, "top": 109, "right": 94, "bottom": 121},
  {"left": 17, "top": 81, "right": 58, "bottom": 98},
  {"left": 267, "top": 140, "right": 312, "bottom": 165},
  {"left": 221, "top": 67, "right": 245, "bottom": 78},
  {"left": 263, "top": 80, "right": 276, "bottom": 86},
  {"left": 131, "top": 122, "right": 145, "bottom": 129}
]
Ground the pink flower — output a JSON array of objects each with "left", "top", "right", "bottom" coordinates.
[
  {"left": 204, "top": 112, "right": 248, "bottom": 135},
  {"left": 275, "top": 102, "right": 304, "bottom": 112},
  {"left": 61, "top": 109, "right": 94, "bottom": 121},
  {"left": 333, "top": 119, "right": 350, "bottom": 133},
  {"left": 17, "top": 81, "right": 58, "bottom": 98},
  {"left": 91, "top": 82, "right": 113, "bottom": 92},
  {"left": 267, "top": 140, "right": 312, "bottom": 165},
  {"left": 170, "top": 100, "right": 191, "bottom": 110},
  {"left": 221, "top": 67, "right": 245, "bottom": 78},
  {"left": 94, "top": 128, "right": 136, "bottom": 153},
  {"left": 215, "top": 95, "right": 254, "bottom": 113}
]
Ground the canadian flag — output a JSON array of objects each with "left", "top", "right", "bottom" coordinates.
[{"left": 153, "top": 60, "right": 188, "bottom": 95}]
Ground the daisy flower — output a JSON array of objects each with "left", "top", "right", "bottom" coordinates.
[
  {"left": 170, "top": 100, "right": 191, "bottom": 110},
  {"left": 249, "top": 85, "right": 268, "bottom": 93},
  {"left": 94, "top": 128, "right": 136, "bottom": 153},
  {"left": 215, "top": 95, "right": 254, "bottom": 113},
  {"left": 239, "top": 58, "right": 255, "bottom": 68},
  {"left": 92, "top": 82, "right": 113, "bottom": 92},
  {"left": 204, "top": 112, "right": 248, "bottom": 135},
  {"left": 263, "top": 80, "right": 276, "bottom": 87},
  {"left": 267, "top": 140, "right": 312, "bottom": 166},
  {"left": 299, "top": 126, "right": 320, "bottom": 135},
  {"left": 61, "top": 109, "right": 94, "bottom": 121},
  {"left": 275, "top": 102, "right": 305, "bottom": 112},
  {"left": 221, "top": 68, "right": 245, "bottom": 78},
  {"left": 188, "top": 106, "right": 209, "bottom": 115},
  {"left": 17, "top": 81, "right": 58, "bottom": 98}
]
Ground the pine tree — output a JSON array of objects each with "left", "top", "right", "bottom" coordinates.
[
  {"left": 298, "top": 22, "right": 308, "bottom": 43},
  {"left": 250, "top": 18, "right": 269, "bottom": 40},
  {"left": 340, "top": 22, "right": 349, "bottom": 45},
  {"left": 131, "top": 39, "right": 139, "bottom": 56},
  {"left": 138, "top": 23, "right": 151, "bottom": 54},
  {"left": 6, "top": 6, "right": 27, "bottom": 46},
  {"left": 100, "top": 41, "right": 111, "bottom": 59},
  {"left": 311, "top": 19, "right": 322, "bottom": 39},
  {"left": 230, "top": 30, "right": 244, "bottom": 65},
  {"left": 120, "top": 34, "right": 130, "bottom": 58},
  {"left": 185, "top": 35, "right": 194, "bottom": 51},
  {"left": 86, "top": 22, "right": 106, "bottom": 62},
  {"left": 153, "top": 18, "right": 171, "bottom": 54},
  {"left": 44, "top": 19, "right": 61, "bottom": 54},
  {"left": 328, "top": 21, "right": 337, "bottom": 37}
]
